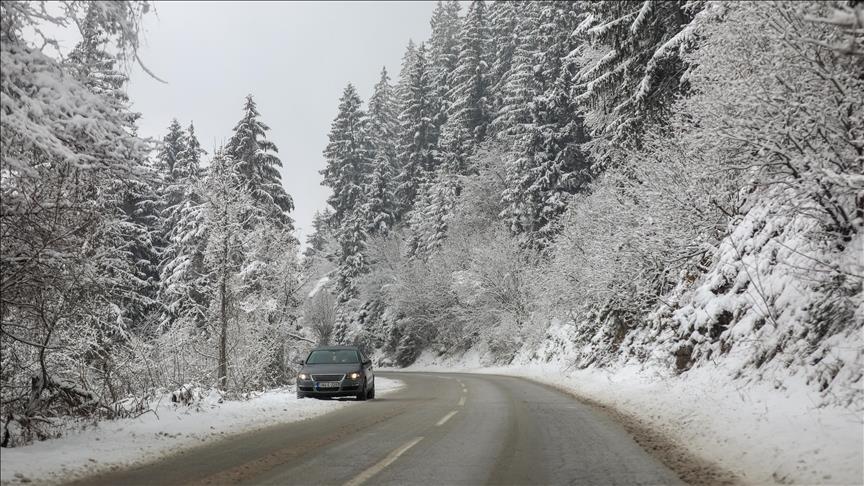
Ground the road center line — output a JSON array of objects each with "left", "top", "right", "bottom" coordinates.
[
  {"left": 343, "top": 436, "right": 424, "bottom": 486},
  {"left": 436, "top": 410, "right": 459, "bottom": 426},
  {"left": 458, "top": 396, "right": 466, "bottom": 406}
]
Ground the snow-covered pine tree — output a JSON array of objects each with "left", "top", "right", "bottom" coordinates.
[
  {"left": 486, "top": 0, "right": 525, "bottom": 138},
  {"left": 66, "top": 4, "right": 160, "bottom": 338},
  {"left": 321, "top": 83, "right": 374, "bottom": 226},
  {"left": 304, "top": 208, "right": 335, "bottom": 259},
  {"left": 156, "top": 119, "right": 186, "bottom": 177},
  {"left": 364, "top": 153, "right": 397, "bottom": 236},
  {"left": 406, "top": 174, "right": 459, "bottom": 259},
  {"left": 395, "top": 43, "right": 440, "bottom": 218},
  {"left": 159, "top": 122, "right": 210, "bottom": 333},
  {"left": 321, "top": 84, "right": 375, "bottom": 299},
  {"left": 366, "top": 68, "right": 399, "bottom": 233},
  {"left": 428, "top": 0, "right": 462, "bottom": 134},
  {"left": 502, "top": 2, "right": 592, "bottom": 250},
  {"left": 574, "top": 0, "right": 704, "bottom": 153},
  {"left": 440, "top": 0, "right": 492, "bottom": 175},
  {"left": 394, "top": 39, "right": 417, "bottom": 117},
  {"left": 490, "top": 1, "right": 540, "bottom": 141},
  {"left": 335, "top": 208, "right": 370, "bottom": 302},
  {"left": 225, "top": 95, "right": 295, "bottom": 231}
]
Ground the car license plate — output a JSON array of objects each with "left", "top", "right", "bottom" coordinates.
[{"left": 317, "top": 382, "right": 340, "bottom": 389}]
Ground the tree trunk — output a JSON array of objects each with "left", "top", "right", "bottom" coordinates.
[{"left": 218, "top": 266, "right": 228, "bottom": 389}]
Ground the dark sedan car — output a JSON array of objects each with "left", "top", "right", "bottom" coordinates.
[{"left": 296, "top": 346, "right": 375, "bottom": 401}]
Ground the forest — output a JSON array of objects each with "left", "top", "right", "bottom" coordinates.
[{"left": 1, "top": 0, "right": 862, "bottom": 448}]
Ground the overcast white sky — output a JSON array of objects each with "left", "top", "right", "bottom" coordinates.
[{"left": 126, "top": 1, "right": 441, "bottom": 246}]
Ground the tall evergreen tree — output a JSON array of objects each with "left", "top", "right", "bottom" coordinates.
[
  {"left": 428, "top": 0, "right": 462, "bottom": 133},
  {"left": 574, "top": 0, "right": 703, "bottom": 152},
  {"left": 491, "top": 2, "right": 540, "bottom": 141},
  {"left": 394, "top": 39, "right": 417, "bottom": 116},
  {"left": 67, "top": 5, "right": 159, "bottom": 335},
  {"left": 304, "top": 209, "right": 335, "bottom": 259},
  {"left": 440, "top": 0, "right": 492, "bottom": 175},
  {"left": 156, "top": 119, "right": 186, "bottom": 177},
  {"left": 159, "top": 123, "right": 209, "bottom": 331},
  {"left": 225, "top": 95, "right": 295, "bottom": 230},
  {"left": 321, "top": 84, "right": 374, "bottom": 226},
  {"left": 365, "top": 68, "right": 399, "bottom": 234},
  {"left": 321, "top": 84, "right": 375, "bottom": 299},
  {"left": 487, "top": 0, "right": 524, "bottom": 137},
  {"left": 501, "top": 2, "right": 592, "bottom": 249},
  {"left": 395, "top": 43, "right": 439, "bottom": 217}
]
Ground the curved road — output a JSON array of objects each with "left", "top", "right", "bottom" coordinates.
[{"left": 75, "top": 372, "right": 682, "bottom": 486}]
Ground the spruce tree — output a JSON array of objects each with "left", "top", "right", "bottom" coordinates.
[
  {"left": 321, "top": 84, "right": 375, "bottom": 299},
  {"left": 394, "top": 39, "right": 417, "bottom": 116},
  {"left": 574, "top": 0, "right": 703, "bottom": 151},
  {"left": 395, "top": 43, "right": 439, "bottom": 217},
  {"left": 159, "top": 123, "right": 209, "bottom": 331},
  {"left": 487, "top": 0, "right": 525, "bottom": 137},
  {"left": 428, "top": 0, "right": 462, "bottom": 133},
  {"left": 501, "top": 2, "right": 592, "bottom": 249},
  {"left": 440, "top": 0, "right": 492, "bottom": 175},
  {"left": 156, "top": 119, "right": 186, "bottom": 178},
  {"left": 225, "top": 95, "right": 295, "bottom": 230},
  {"left": 320, "top": 84, "right": 374, "bottom": 226},
  {"left": 366, "top": 68, "right": 399, "bottom": 233}
]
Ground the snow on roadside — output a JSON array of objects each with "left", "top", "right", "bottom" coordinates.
[
  {"left": 0, "top": 378, "right": 402, "bottom": 485},
  {"left": 399, "top": 353, "right": 863, "bottom": 485}
]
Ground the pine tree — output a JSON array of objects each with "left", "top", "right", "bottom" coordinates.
[
  {"left": 364, "top": 154, "right": 397, "bottom": 235},
  {"left": 225, "top": 95, "right": 295, "bottom": 230},
  {"left": 156, "top": 119, "right": 186, "bottom": 177},
  {"left": 394, "top": 39, "right": 417, "bottom": 116},
  {"left": 490, "top": 2, "right": 540, "bottom": 141},
  {"left": 335, "top": 209, "right": 369, "bottom": 302},
  {"left": 321, "top": 84, "right": 375, "bottom": 299},
  {"left": 320, "top": 84, "right": 374, "bottom": 226},
  {"left": 407, "top": 174, "right": 459, "bottom": 259},
  {"left": 395, "top": 43, "right": 439, "bottom": 217},
  {"left": 487, "top": 1, "right": 525, "bottom": 137},
  {"left": 67, "top": 5, "right": 159, "bottom": 335},
  {"left": 428, "top": 0, "right": 462, "bottom": 133},
  {"left": 159, "top": 122, "right": 209, "bottom": 331},
  {"left": 304, "top": 208, "right": 335, "bottom": 259},
  {"left": 440, "top": 0, "right": 492, "bottom": 175},
  {"left": 366, "top": 68, "right": 399, "bottom": 233},
  {"left": 501, "top": 2, "right": 593, "bottom": 249},
  {"left": 574, "top": 0, "right": 703, "bottom": 151}
]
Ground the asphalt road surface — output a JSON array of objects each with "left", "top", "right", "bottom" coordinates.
[{"left": 75, "top": 372, "right": 683, "bottom": 486}]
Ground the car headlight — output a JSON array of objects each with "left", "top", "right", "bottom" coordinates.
[
  {"left": 347, "top": 372, "right": 362, "bottom": 380},
  {"left": 298, "top": 373, "right": 309, "bottom": 380}
]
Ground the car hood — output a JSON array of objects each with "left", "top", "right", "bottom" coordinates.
[{"left": 302, "top": 363, "right": 362, "bottom": 374}]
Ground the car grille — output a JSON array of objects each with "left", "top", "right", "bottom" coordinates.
[{"left": 312, "top": 374, "right": 344, "bottom": 382}]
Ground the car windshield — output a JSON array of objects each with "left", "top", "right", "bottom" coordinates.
[{"left": 306, "top": 349, "right": 360, "bottom": 365}]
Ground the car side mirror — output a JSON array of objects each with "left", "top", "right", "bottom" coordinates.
[
  {"left": 363, "top": 359, "right": 372, "bottom": 366},
  {"left": 296, "top": 359, "right": 305, "bottom": 366}
]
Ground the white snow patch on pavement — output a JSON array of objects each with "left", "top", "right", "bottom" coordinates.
[
  {"left": 395, "top": 358, "right": 863, "bottom": 485},
  {"left": 0, "top": 377, "right": 402, "bottom": 485}
]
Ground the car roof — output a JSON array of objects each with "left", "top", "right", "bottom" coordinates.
[{"left": 310, "top": 346, "right": 360, "bottom": 351}]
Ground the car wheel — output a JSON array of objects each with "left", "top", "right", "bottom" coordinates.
[
  {"left": 356, "top": 381, "right": 368, "bottom": 401},
  {"left": 367, "top": 385, "right": 375, "bottom": 400},
  {"left": 297, "top": 391, "right": 305, "bottom": 399}
]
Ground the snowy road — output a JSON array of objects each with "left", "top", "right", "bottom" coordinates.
[{"left": 73, "top": 372, "right": 682, "bottom": 485}]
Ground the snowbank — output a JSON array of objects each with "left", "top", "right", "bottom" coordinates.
[
  {"left": 0, "top": 378, "right": 402, "bottom": 485},
  {"left": 401, "top": 354, "right": 863, "bottom": 485}
]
